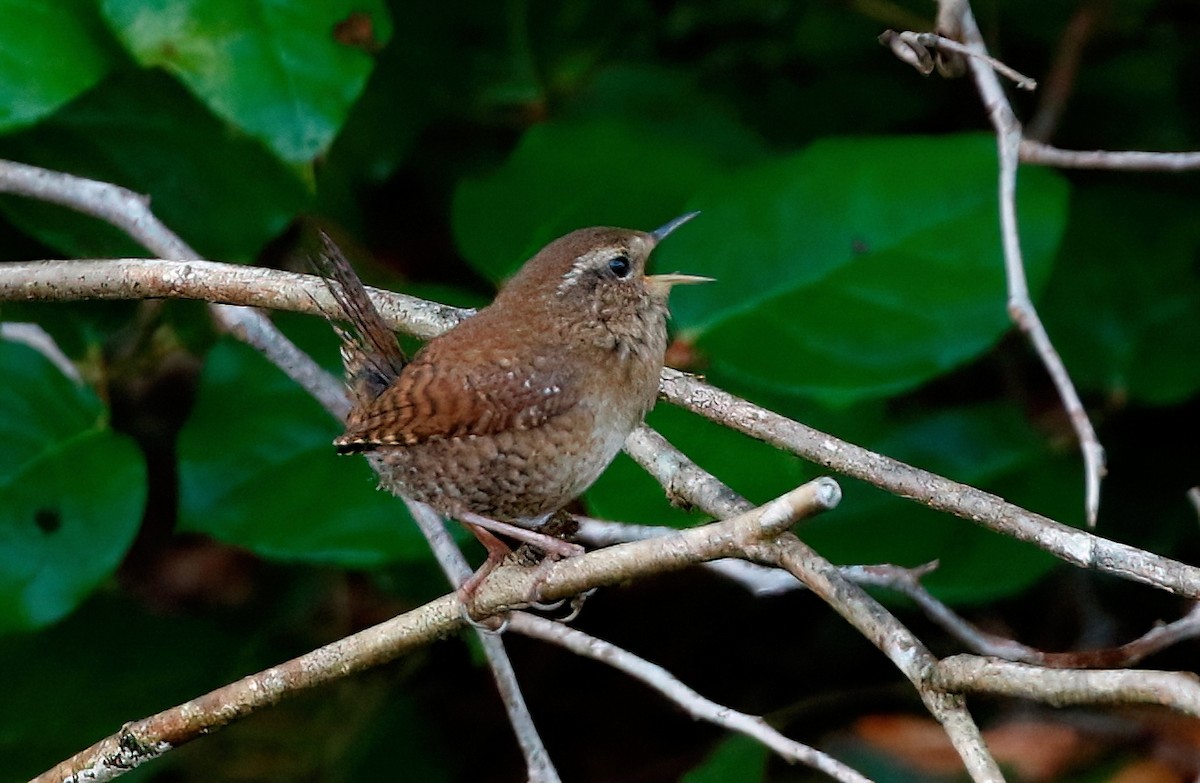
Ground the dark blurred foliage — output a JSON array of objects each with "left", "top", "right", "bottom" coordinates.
[{"left": 1, "top": 0, "right": 1198, "bottom": 780}]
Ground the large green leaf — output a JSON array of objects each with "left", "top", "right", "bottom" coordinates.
[
  {"left": 0, "top": 597, "right": 241, "bottom": 780},
  {"left": 0, "top": 0, "right": 116, "bottom": 132},
  {"left": 178, "top": 338, "right": 428, "bottom": 566},
  {"left": 654, "top": 134, "right": 1070, "bottom": 405},
  {"left": 101, "top": 0, "right": 392, "bottom": 164},
  {"left": 1042, "top": 185, "right": 1200, "bottom": 405},
  {"left": 0, "top": 341, "right": 146, "bottom": 633},
  {"left": 452, "top": 104, "right": 766, "bottom": 282},
  {"left": 806, "top": 405, "right": 1069, "bottom": 605},
  {"left": 0, "top": 70, "right": 310, "bottom": 261}
]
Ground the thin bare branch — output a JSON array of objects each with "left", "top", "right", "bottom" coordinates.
[
  {"left": 0, "top": 161, "right": 347, "bottom": 417},
  {"left": 948, "top": 7, "right": 1105, "bottom": 527},
  {"left": 1019, "top": 139, "right": 1200, "bottom": 171},
  {"left": 879, "top": 30, "right": 1036, "bottom": 89},
  {"left": 403, "top": 500, "right": 561, "bottom": 783},
  {"left": 510, "top": 613, "right": 873, "bottom": 783},
  {"left": 0, "top": 322, "right": 81, "bottom": 381},
  {"left": 624, "top": 424, "right": 753, "bottom": 518},
  {"left": 853, "top": 566, "right": 1200, "bottom": 667}
]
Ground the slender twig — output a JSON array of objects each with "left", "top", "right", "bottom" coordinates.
[
  {"left": 0, "top": 322, "right": 81, "bottom": 381},
  {"left": 30, "top": 480, "right": 840, "bottom": 783},
  {"left": 576, "top": 515, "right": 814, "bottom": 596},
  {"left": 953, "top": 4, "right": 1106, "bottom": 529},
  {"left": 879, "top": 29, "right": 1036, "bottom": 89},
  {"left": 623, "top": 424, "right": 753, "bottom": 518},
  {"left": 402, "top": 500, "right": 561, "bottom": 783},
  {"left": 880, "top": 9, "right": 1107, "bottom": 527},
  {"left": 1019, "top": 140, "right": 1200, "bottom": 171},
  {"left": 852, "top": 566, "right": 1200, "bottom": 667},
  {"left": 509, "top": 614, "right": 873, "bottom": 783}
]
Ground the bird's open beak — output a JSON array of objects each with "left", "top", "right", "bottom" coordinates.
[
  {"left": 645, "top": 213, "right": 710, "bottom": 297},
  {"left": 643, "top": 272, "right": 714, "bottom": 298},
  {"left": 650, "top": 211, "right": 701, "bottom": 244}
]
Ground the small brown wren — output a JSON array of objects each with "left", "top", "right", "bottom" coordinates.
[{"left": 316, "top": 214, "right": 708, "bottom": 554}]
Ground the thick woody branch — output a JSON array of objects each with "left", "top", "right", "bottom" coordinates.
[
  {"left": 658, "top": 368, "right": 1200, "bottom": 599},
  {"left": 411, "top": 472, "right": 857, "bottom": 782},
  {"left": 933, "top": 655, "right": 1200, "bottom": 717},
  {"left": 0, "top": 258, "right": 467, "bottom": 339},
  {"left": 32, "top": 480, "right": 840, "bottom": 783}
]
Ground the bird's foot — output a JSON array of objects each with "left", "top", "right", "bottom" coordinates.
[
  {"left": 456, "top": 523, "right": 510, "bottom": 623},
  {"left": 458, "top": 511, "right": 583, "bottom": 559},
  {"left": 456, "top": 511, "right": 590, "bottom": 622}
]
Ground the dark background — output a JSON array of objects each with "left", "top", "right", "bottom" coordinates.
[{"left": 1, "top": 0, "right": 1199, "bottom": 780}]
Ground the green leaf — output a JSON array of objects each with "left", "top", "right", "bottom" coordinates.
[
  {"left": 682, "top": 734, "right": 767, "bottom": 783},
  {"left": 0, "top": 0, "right": 116, "bottom": 132},
  {"left": 807, "top": 405, "right": 1067, "bottom": 604},
  {"left": 0, "top": 70, "right": 310, "bottom": 261},
  {"left": 178, "top": 339, "right": 429, "bottom": 567},
  {"left": 101, "top": 0, "right": 393, "bottom": 164},
  {"left": 0, "top": 595, "right": 250, "bottom": 780},
  {"left": 0, "top": 341, "right": 146, "bottom": 633},
  {"left": 655, "top": 134, "right": 1070, "bottom": 405},
  {"left": 1042, "top": 185, "right": 1200, "bottom": 405},
  {"left": 452, "top": 110, "right": 766, "bottom": 282}
]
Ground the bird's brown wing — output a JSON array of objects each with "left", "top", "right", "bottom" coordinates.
[{"left": 334, "top": 350, "right": 580, "bottom": 452}]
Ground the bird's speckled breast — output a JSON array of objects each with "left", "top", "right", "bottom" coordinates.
[{"left": 369, "top": 402, "right": 602, "bottom": 524}]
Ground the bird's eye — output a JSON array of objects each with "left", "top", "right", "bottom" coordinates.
[{"left": 607, "top": 255, "right": 632, "bottom": 278}]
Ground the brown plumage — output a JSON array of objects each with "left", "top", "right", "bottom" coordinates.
[{"left": 316, "top": 216, "right": 708, "bottom": 530}]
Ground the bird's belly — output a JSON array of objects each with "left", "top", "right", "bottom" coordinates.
[{"left": 367, "top": 404, "right": 625, "bottom": 525}]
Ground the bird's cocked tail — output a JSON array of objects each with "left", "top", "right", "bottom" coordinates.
[{"left": 310, "top": 233, "right": 408, "bottom": 408}]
